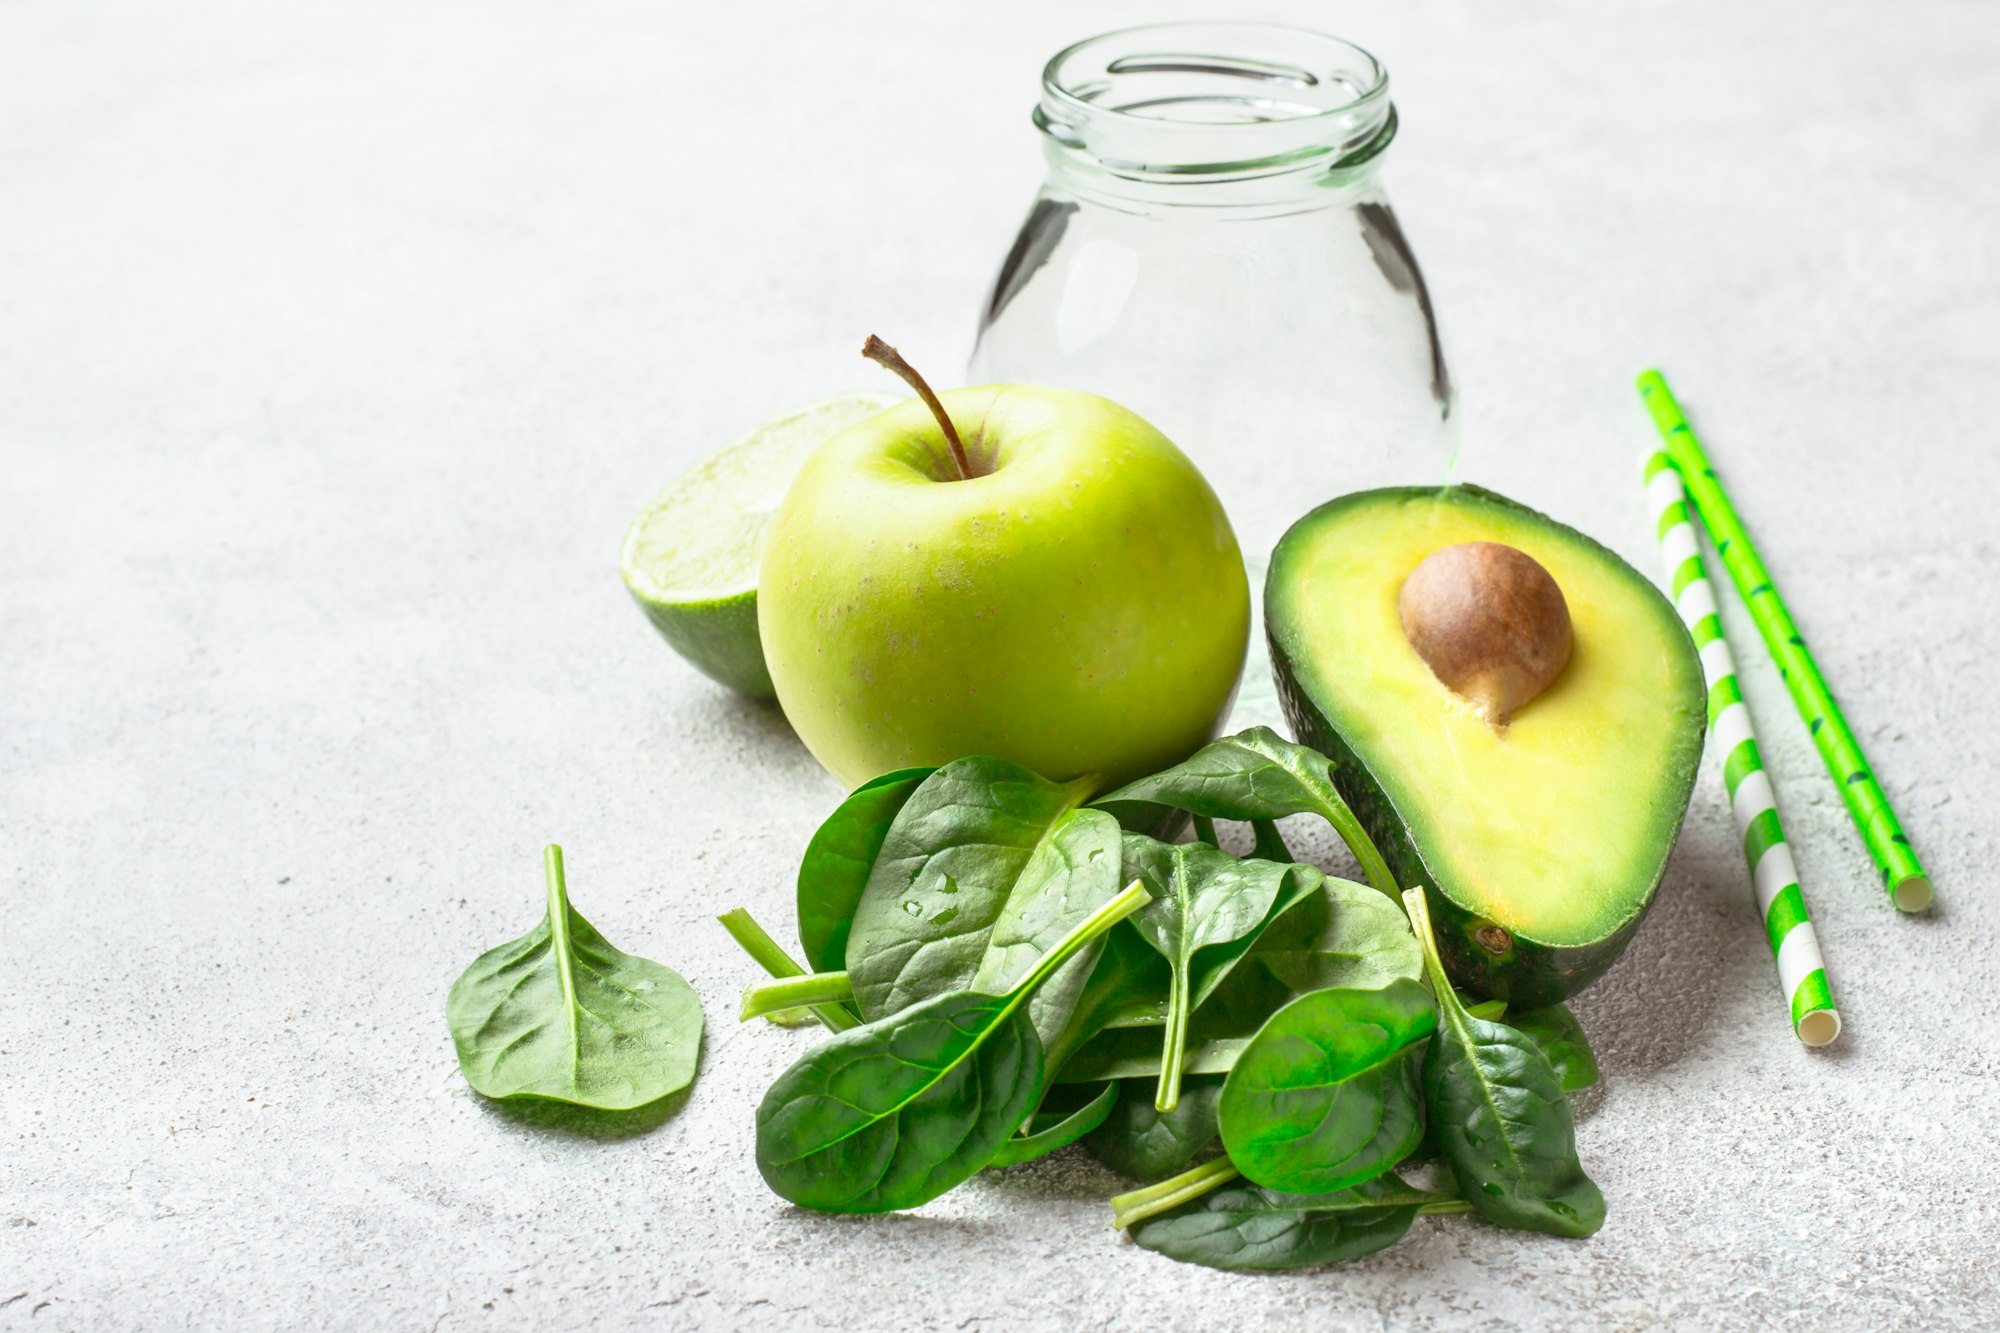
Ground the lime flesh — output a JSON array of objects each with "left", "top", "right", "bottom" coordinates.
[{"left": 620, "top": 390, "right": 902, "bottom": 696}]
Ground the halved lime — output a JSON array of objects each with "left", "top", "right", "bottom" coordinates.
[{"left": 620, "top": 390, "right": 903, "bottom": 697}]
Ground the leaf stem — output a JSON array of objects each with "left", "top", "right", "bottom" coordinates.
[
  {"left": 1012, "top": 879, "right": 1152, "bottom": 1002},
  {"left": 543, "top": 845, "right": 582, "bottom": 1084},
  {"left": 1249, "top": 818, "right": 1291, "bottom": 862},
  {"left": 1308, "top": 783, "right": 1399, "bottom": 899},
  {"left": 717, "top": 907, "right": 858, "bottom": 1032},
  {"left": 716, "top": 907, "right": 798, "bottom": 976},
  {"left": 1155, "top": 957, "right": 1191, "bottom": 1112},
  {"left": 1191, "top": 815, "right": 1219, "bottom": 847},
  {"left": 1417, "top": 1199, "right": 1476, "bottom": 1216},
  {"left": 1110, "top": 1156, "right": 1240, "bottom": 1231},
  {"left": 861, "top": 335, "right": 975, "bottom": 481},
  {"left": 741, "top": 970, "right": 855, "bottom": 1022},
  {"left": 1403, "top": 888, "right": 1472, "bottom": 1034},
  {"left": 988, "top": 1083, "right": 1120, "bottom": 1170}
]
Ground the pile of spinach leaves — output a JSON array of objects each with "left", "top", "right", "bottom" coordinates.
[{"left": 727, "top": 728, "right": 1606, "bottom": 1271}]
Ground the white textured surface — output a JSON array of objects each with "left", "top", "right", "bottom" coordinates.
[{"left": 5, "top": 2, "right": 1999, "bottom": 1329}]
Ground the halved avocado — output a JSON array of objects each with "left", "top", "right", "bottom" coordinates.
[{"left": 1267, "top": 485, "right": 1705, "bottom": 1006}]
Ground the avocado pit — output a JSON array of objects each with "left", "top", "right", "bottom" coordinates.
[{"left": 1398, "top": 541, "right": 1573, "bottom": 726}]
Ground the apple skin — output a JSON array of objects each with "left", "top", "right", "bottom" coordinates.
[{"left": 759, "top": 384, "right": 1249, "bottom": 790}]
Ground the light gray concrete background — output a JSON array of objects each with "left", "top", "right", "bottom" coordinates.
[{"left": 5, "top": 1, "right": 1998, "bottom": 1329}]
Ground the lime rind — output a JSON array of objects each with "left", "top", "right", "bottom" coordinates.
[
  {"left": 630, "top": 587, "right": 770, "bottom": 699},
  {"left": 621, "top": 389, "right": 902, "bottom": 695}
]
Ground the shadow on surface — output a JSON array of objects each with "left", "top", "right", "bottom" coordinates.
[
  {"left": 467, "top": 1058, "right": 701, "bottom": 1141},
  {"left": 672, "top": 686, "right": 826, "bottom": 785},
  {"left": 710, "top": 691, "right": 798, "bottom": 748},
  {"left": 1567, "top": 1080, "right": 1606, "bottom": 1126},
  {"left": 768, "top": 1205, "right": 1024, "bottom": 1241},
  {"left": 974, "top": 1144, "right": 1127, "bottom": 1204},
  {"left": 1570, "top": 832, "right": 1749, "bottom": 1079}
]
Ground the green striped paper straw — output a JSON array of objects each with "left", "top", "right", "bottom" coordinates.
[
  {"left": 1645, "top": 452, "right": 1840, "bottom": 1046},
  {"left": 1637, "top": 370, "right": 1933, "bottom": 914}
]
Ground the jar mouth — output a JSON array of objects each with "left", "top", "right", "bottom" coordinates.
[{"left": 1037, "top": 21, "right": 1393, "bottom": 181}]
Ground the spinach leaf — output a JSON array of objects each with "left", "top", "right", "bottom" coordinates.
[
  {"left": 1098, "top": 728, "right": 1398, "bottom": 898},
  {"left": 1513, "top": 1004, "right": 1600, "bottom": 1092},
  {"left": 1404, "top": 888, "right": 1605, "bottom": 1238},
  {"left": 1408, "top": 991, "right": 1515, "bottom": 1164},
  {"left": 1128, "top": 1175, "right": 1458, "bottom": 1272},
  {"left": 448, "top": 846, "right": 702, "bottom": 1110},
  {"left": 846, "top": 758, "right": 1097, "bottom": 1020},
  {"left": 797, "top": 767, "right": 935, "bottom": 972},
  {"left": 988, "top": 1082, "right": 1119, "bottom": 1169},
  {"left": 1121, "top": 834, "right": 1318, "bottom": 1110},
  {"left": 1217, "top": 980, "right": 1435, "bottom": 1194},
  {"left": 1085, "top": 1075, "right": 1223, "bottom": 1180},
  {"left": 968, "top": 808, "right": 1125, "bottom": 1046},
  {"left": 756, "top": 880, "right": 1149, "bottom": 1213}
]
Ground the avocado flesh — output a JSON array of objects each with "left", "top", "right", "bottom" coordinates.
[{"left": 1267, "top": 486, "right": 1705, "bottom": 1004}]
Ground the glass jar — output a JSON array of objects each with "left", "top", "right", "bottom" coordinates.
[{"left": 971, "top": 21, "right": 1457, "bottom": 552}]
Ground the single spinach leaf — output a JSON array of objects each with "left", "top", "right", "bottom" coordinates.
[
  {"left": 846, "top": 758, "right": 1096, "bottom": 1020},
  {"left": 757, "top": 996, "right": 1035, "bottom": 1212},
  {"left": 1085, "top": 1075, "right": 1223, "bottom": 1179},
  {"left": 448, "top": 846, "right": 703, "bottom": 1111},
  {"left": 1098, "top": 728, "right": 1397, "bottom": 897},
  {"left": 1128, "top": 1175, "right": 1452, "bottom": 1272},
  {"left": 988, "top": 1082, "right": 1120, "bottom": 1169},
  {"left": 968, "top": 808, "right": 1124, "bottom": 1047},
  {"left": 1405, "top": 888, "right": 1605, "bottom": 1238},
  {"left": 1512, "top": 1004, "right": 1599, "bottom": 1092},
  {"left": 797, "top": 766, "right": 935, "bottom": 972},
  {"left": 1218, "top": 980, "right": 1435, "bottom": 1194},
  {"left": 1409, "top": 995, "right": 1503, "bottom": 1164},
  {"left": 1121, "top": 834, "right": 1315, "bottom": 1110},
  {"left": 756, "top": 881, "right": 1148, "bottom": 1213}
]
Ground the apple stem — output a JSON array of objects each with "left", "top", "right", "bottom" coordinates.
[{"left": 861, "top": 335, "right": 976, "bottom": 481}]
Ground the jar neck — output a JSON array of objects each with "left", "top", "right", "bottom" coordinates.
[{"left": 1034, "top": 22, "right": 1396, "bottom": 213}]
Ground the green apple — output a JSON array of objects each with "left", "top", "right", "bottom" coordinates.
[{"left": 758, "top": 339, "right": 1249, "bottom": 790}]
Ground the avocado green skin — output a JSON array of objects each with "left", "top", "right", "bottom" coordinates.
[{"left": 1267, "top": 485, "right": 1705, "bottom": 1009}]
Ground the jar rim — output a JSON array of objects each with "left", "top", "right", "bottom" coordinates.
[
  {"left": 1035, "top": 21, "right": 1395, "bottom": 191},
  {"left": 1040, "top": 21, "right": 1389, "bottom": 134}
]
